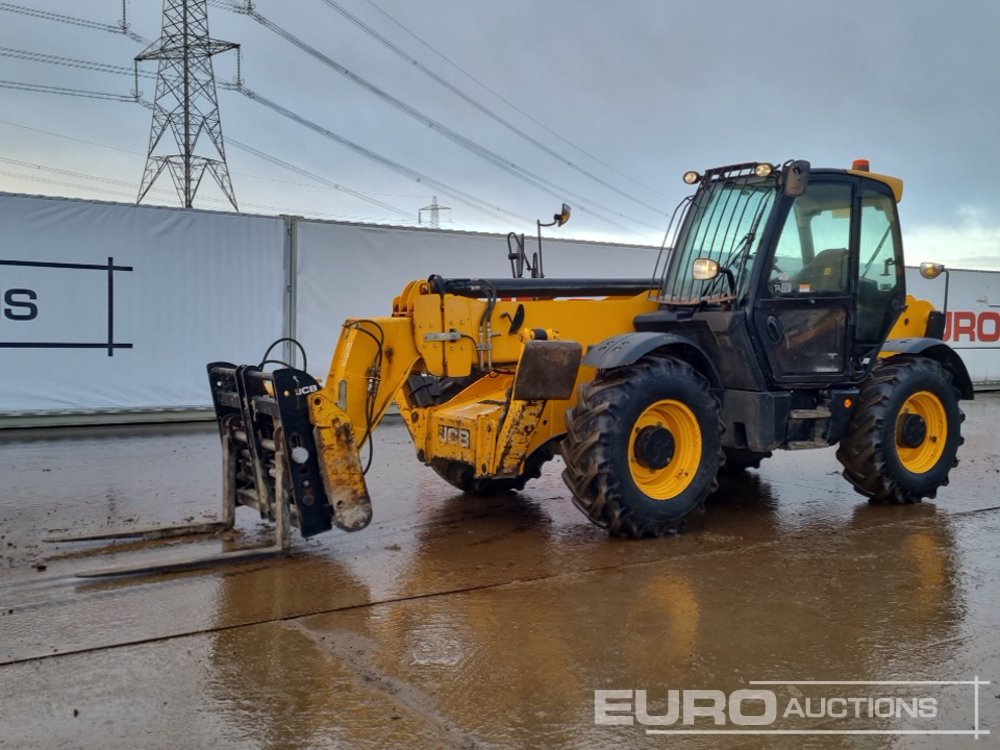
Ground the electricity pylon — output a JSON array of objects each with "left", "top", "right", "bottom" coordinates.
[
  {"left": 418, "top": 196, "right": 451, "bottom": 228},
  {"left": 136, "top": 0, "right": 239, "bottom": 210}
]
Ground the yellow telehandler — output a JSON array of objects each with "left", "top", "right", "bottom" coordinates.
[{"left": 61, "top": 159, "right": 973, "bottom": 575}]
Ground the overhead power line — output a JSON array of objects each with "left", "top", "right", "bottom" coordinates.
[
  {"left": 0, "top": 46, "right": 154, "bottom": 79},
  {"left": 0, "top": 158, "right": 383, "bottom": 220},
  {"left": 311, "top": 0, "right": 665, "bottom": 216},
  {"left": 0, "top": 9, "right": 555, "bottom": 228},
  {"left": 0, "top": 155, "right": 152, "bottom": 189},
  {"left": 0, "top": 71, "right": 527, "bottom": 225},
  {"left": 2, "top": 3, "right": 657, "bottom": 232},
  {"left": 0, "top": 168, "right": 150, "bottom": 200},
  {"left": 212, "top": 3, "right": 651, "bottom": 232},
  {"left": 0, "top": 1, "right": 147, "bottom": 43},
  {"left": 0, "top": 78, "right": 133, "bottom": 102},
  {"left": 230, "top": 84, "right": 531, "bottom": 225},
  {"left": 0, "top": 118, "right": 143, "bottom": 156},
  {"left": 226, "top": 138, "right": 411, "bottom": 218},
  {"left": 361, "top": 0, "right": 670, "bottom": 201},
  {"left": 208, "top": 0, "right": 666, "bottom": 206},
  {"left": 0, "top": 117, "right": 409, "bottom": 207}
]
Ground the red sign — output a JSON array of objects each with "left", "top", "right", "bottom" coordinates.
[{"left": 943, "top": 311, "right": 1000, "bottom": 343}]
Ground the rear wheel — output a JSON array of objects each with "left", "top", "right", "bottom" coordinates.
[
  {"left": 430, "top": 443, "right": 555, "bottom": 496},
  {"left": 561, "top": 356, "right": 723, "bottom": 537},
  {"left": 837, "top": 356, "right": 964, "bottom": 503}
]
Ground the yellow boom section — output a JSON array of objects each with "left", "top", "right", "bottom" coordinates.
[{"left": 306, "top": 280, "right": 658, "bottom": 487}]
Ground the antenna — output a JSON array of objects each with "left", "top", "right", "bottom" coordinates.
[{"left": 135, "top": 0, "right": 239, "bottom": 209}]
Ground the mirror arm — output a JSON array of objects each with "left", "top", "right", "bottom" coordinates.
[{"left": 721, "top": 266, "right": 736, "bottom": 294}]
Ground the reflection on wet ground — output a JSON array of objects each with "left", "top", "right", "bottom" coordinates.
[{"left": 0, "top": 395, "right": 998, "bottom": 748}]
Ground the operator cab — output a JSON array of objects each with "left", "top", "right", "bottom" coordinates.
[{"left": 654, "top": 159, "right": 906, "bottom": 386}]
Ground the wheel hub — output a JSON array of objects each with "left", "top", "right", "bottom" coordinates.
[
  {"left": 634, "top": 426, "right": 675, "bottom": 470},
  {"left": 628, "top": 398, "right": 702, "bottom": 500},
  {"left": 896, "top": 412, "right": 927, "bottom": 449}
]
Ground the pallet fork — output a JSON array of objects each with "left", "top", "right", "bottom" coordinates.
[{"left": 45, "top": 362, "right": 360, "bottom": 577}]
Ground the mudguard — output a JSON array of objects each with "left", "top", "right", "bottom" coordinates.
[
  {"left": 880, "top": 338, "right": 974, "bottom": 399},
  {"left": 582, "top": 332, "right": 721, "bottom": 387}
]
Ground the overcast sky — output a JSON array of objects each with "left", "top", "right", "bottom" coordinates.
[{"left": 2, "top": 0, "right": 1000, "bottom": 269}]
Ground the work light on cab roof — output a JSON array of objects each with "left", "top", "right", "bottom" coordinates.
[{"left": 682, "top": 161, "right": 774, "bottom": 186}]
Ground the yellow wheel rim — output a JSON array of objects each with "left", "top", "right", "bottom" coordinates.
[
  {"left": 896, "top": 390, "right": 948, "bottom": 474},
  {"left": 628, "top": 399, "right": 702, "bottom": 500}
]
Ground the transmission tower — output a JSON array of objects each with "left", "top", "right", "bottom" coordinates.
[
  {"left": 418, "top": 196, "right": 451, "bottom": 228},
  {"left": 135, "top": 0, "right": 239, "bottom": 209}
]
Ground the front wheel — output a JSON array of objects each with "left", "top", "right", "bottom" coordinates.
[
  {"left": 836, "top": 356, "right": 964, "bottom": 503},
  {"left": 561, "top": 356, "right": 723, "bottom": 538}
]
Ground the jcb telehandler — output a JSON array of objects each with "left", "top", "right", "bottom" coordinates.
[{"left": 57, "top": 159, "right": 973, "bottom": 575}]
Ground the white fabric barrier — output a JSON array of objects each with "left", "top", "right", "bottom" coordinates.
[
  {"left": 293, "top": 221, "right": 660, "bottom": 376},
  {"left": 0, "top": 194, "right": 285, "bottom": 413},
  {"left": 4, "top": 191, "right": 998, "bottom": 420}
]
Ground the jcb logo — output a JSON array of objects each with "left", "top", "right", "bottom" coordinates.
[{"left": 438, "top": 425, "right": 471, "bottom": 449}]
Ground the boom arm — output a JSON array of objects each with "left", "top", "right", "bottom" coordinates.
[
  {"left": 312, "top": 317, "right": 422, "bottom": 448},
  {"left": 304, "top": 317, "right": 421, "bottom": 530},
  {"left": 207, "top": 276, "right": 658, "bottom": 540}
]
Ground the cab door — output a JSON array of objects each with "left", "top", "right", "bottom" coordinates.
[{"left": 752, "top": 178, "right": 857, "bottom": 383}]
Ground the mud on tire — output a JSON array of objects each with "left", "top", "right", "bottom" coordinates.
[
  {"left": 561, "top": 355, "right": 723, "bottom": 538},
  {"left": 836, "top": 356, "right": 964, "bottom": 504}
]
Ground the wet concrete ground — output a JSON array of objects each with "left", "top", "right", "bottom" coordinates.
[{"left": 1, "top": 395, "right": 999, "bottom": 749}]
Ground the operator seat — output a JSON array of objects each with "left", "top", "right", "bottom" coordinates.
[{"left": 795, "top": 247, "right": 849, "bottom": 293}]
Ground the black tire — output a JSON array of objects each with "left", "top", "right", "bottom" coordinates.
[
  {"left": 430, "top": 443, "right": 555, "bottom": 497},
  {"left": 720, "top": 448, "right": 772, "bottom": 475},
  {"left": 561, "top": 356, "right": 723, "bottom": 538},
  {"left": 836, "top": 356, "right": 964, "bottom": 504}
]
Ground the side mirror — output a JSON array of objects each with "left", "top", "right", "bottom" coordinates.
[
  {"left": 532, "top": 203, "right": 572, "bottom": 279},
  {"left": 782, "top": 160, "right": 811, "bottom": 197},
  {"left": 555, "top": 203, "right": 571, "bottom": 227},
  {"left": 918, "top": 262, "right": 950, "bottom": 318},
  {"left": 692, "top": 258, "right": 720, "bottom": 280}
]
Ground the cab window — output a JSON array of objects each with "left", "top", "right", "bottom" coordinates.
[
  {"left": 768, "top": 182, "right": 853, "bottom": 296},
  {"left": 857, "top": 185, "right": 904, "bottom": 343}
]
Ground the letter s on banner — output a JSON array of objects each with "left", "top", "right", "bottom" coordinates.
[{"left": 4, "top": 289, "right": 38, "bottom": 321}]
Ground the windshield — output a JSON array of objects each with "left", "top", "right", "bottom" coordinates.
[{"left": 660, "top": 173, "right": 778, "bottom": 304}]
